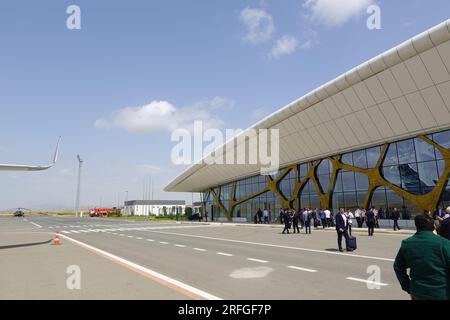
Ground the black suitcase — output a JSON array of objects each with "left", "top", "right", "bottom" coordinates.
[{"left": 348, "top": 236, "right": 357, "bottom": 250}]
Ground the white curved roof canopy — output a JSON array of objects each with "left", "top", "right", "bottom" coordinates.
[{"left": 166, "top": 19, "right": 450, "bottom": 192}]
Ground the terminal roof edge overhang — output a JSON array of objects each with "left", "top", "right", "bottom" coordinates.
[{"left": 165, "top": 19, "right": 450, "bottom": 193}]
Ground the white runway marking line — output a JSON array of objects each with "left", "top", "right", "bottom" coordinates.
[
  {"left": 193, "top": 248, "right": 207, "bottom": 252},
  {"left": 136, "top": 237, "right": 143, "bottom": 240},
  {"left": 28, "top": 221, "right": 42, "bottom": 228},
  {"left": 175, "top": 244, "right": 186, "bottom": 248},
  {"left": 346, "top": 277, "right": 389, "bottom": 287},
  {"left": 159, "top": 241, "right": 169, "bottom": 245},
  {"left": 70, "top": 230, "right": 80, "bottom": 234},
  {"left": 287, "top": 266, "right": 318, "bottom": 273},
  {"left": 147, "top": 239, "right": 155, "bottom": 242},
  {"left": 147, "top": 231, "right": 395, "bottom": 262},
  {"left": 247, "top": 258, "right": 268, "bottom": 264},
  {"left": 58, "top": 233, "right": 222, "bottom": 300},
  {"left": 216, "top": 252, "right": 233, "bottom": 257}
]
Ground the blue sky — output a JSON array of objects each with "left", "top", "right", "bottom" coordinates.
[{"left": 0, "top": 0, "right": 449, "bottom": 210}]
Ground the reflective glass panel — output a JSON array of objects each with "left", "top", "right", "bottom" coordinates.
[
  {"left": 383, "top": 166, "right": 401, "bottom": 187},
  {"left": 433, "top": 130, "right": 450, "bottom": 149},
  {"left": 341, "top": 153, "right": 353, "bottom": 166},
  {"left": 367, "top": 146, "right": 381, "bottom": 168},
  {"left": 353, "top": 150, "right": 367, "bottom": 169},
  {"left": 399, "top": 163, "right": 421, "bottom": 194},
  {"left": 334, "top": 171, "right": 343, "bottom": 192},
  {"left": 415, "top": 138, "right": 437, "bottom": 162},
  {"left": 385, "top": 189, "right": 404, "bottom": 210},
  {"left": 342, "top": 171, "right": 356, "bottom": 192},
  {"left": 397, "top": 139, "right": 416, "bottom": 164},
  {"left": 355, "top": 172, "right": 369, "bottom": 191},
  {"left": 384, "top": 144, "right": 398, "bottom": 166},
  {"left": 317, "top": 159, "right": 333, "bottom": 175},
  {"left": 318, "top": 174, "right": 330, "bottom": 193},
  {"left": 417, "top": 161, "right": 438, "bottom": 194}
]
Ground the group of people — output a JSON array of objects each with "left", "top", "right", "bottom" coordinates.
[
  {"left": 279, "top": 208, "right": 333, "bottom": 235},
  {"left": 254, "top": 208, "right": 271, "bottom": 224}
]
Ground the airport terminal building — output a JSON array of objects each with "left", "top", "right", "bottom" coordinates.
[{"left": 166, "top": 20, "right": 450, "bottom": 223}]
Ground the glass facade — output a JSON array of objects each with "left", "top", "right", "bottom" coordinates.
[{"left": 202, "top": 129, "right": 450, "bottom": 223}]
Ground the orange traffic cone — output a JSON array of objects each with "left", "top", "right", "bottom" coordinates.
[{"left": 53, "top": 233, "right": 61, "bottom": 245}]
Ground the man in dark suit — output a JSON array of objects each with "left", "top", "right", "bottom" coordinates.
[
  {"left": 282, "top": 210, "right": 291, "bottom": 234},
  {"left": 335, "top": 208, "right": 352, "bottom": 252},
  {"left": 392, "top": 208, "right": 401, "bottom": 231},
  {"left": 366, "top": 208, "right": 376, "bottom": 236},
  {"left": 292, "top": 210, "right": 300, "bottom": 234}
]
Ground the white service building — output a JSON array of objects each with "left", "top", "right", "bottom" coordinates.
[{"left": 124, "top": 200, "right": 186, "bottom": 217}]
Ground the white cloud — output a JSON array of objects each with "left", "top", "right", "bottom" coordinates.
[
  {"left": 240, "top": 7, "right": 275, "bottom": 45},
  {"left": 270, "top": 35, "right": 299, "bottom": 59},
  {"left": 95, "top": 97, "right": 232, "bottom": 134},
  {"left": 303, "top": 0, "right": 373, "bottom": 27}
]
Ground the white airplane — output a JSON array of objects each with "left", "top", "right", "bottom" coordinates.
[{"left": 0, "top": 137, "right": 61, "bottom": 171}]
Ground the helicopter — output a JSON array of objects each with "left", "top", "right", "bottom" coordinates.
[{"left": 13, "top": 208, "right": 31, "bottom": 217}]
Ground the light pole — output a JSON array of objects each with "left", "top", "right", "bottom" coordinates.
[{"left": 75, "top": 155, "right": 84, "bottom": 218}]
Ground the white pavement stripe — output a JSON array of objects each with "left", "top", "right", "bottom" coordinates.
[
  {"left": 147, "top": 231, "right": 395, "bottom": 262},
  {"left": 70, "top": 230, "right": 80, "bottom": 234},
  {"left": 128, "top": 236, "right": 134, "bottom": 238},
  {"left": 58, "top": 234, "right": 222, "bottom": 300},
  {"left": 28, "top": 221, "right": 42, "bottom": 228},
  {"left": 175, "top": 244, "right": 186, "bottom": 248},
  {"left": 287, "top": 266, "right": 317, "bottom": 273},
  {"left": 216, "top": 252, "right": 233, "bottom": 257},
  {"left": 346, "top": 277, "right": 389, "bottom": 286},
  {"left": 136, "top": 237, "right": 143, "bottom": 240},
  {"left": 194, "top": 248, "right": 207, "bottom": 252},
  {"left": 247, "top": 258, "right": 268, "bottom": 264},
  {"left": 147, "top": 239, "right": 155, "bottom": 242},
  {"left": 159, "top": 242, "right": 169, "bottom": 245}
]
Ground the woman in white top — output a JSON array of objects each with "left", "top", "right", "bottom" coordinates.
[{"left": 347, "top": 210, "right": 355, "bottom": 236}]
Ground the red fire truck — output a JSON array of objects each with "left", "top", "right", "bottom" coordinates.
[{"left": 89, "top": 208, "right": 117, "bottom": 217}]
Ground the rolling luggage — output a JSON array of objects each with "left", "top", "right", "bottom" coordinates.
[{"left": 348, "top": 236, "right": 357, "bottom": 250}]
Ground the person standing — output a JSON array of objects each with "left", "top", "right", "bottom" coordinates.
[
  {"left": 257, "top": 208, "right": 263, "bottom": 224},
  {"left": 394, "top": 214, "right": 450, "bottom": 300},
  {"left": 354, "top": 208, "right": 362, "bottom": 228},
  {"left": 279, "top": 208, "right": 284, "bottom": 225},
  {"left": 263, "top": 208, "right": 269, "bottom": 224},
  {"left": 303, "top": 209, "right": 311, "bottom": 235},
  {"left": 347, "top": 209, "right": 354, "bottom": 236},
  {"left": 292, "top": 210, "right": 300, "bottom": 234},
  {"left": 282, "top": 210, "right": 291, "bottom": 234},
  {"left": 373, "top": 208, "right": 379, "bottom": 228},
  {"left": 392, "top": 208, "right": 401, "bottom": 231},
  {"left": 335, "top": 208, "right": 352, "bottom": 252},
  {"left": 366, "top": 208, "right": 376, "bottom": 236},
  {"left": 319, "top": 209, "right": 326, "bottom": 229},
  {"left": 324, "top": 208, "right": 331, "bottom": 228},
  {"left": 439, "top": 208, "right": 450, "bottom": 241}
]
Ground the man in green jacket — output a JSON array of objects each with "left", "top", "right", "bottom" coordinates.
[{"left": 394, "top": 214, "right": 450, "bottom": 300}]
